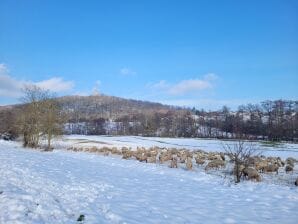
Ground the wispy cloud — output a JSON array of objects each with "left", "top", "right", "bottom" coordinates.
[
  {"left": 92, "top": 80, "right": 101, "bottom": 95},
  {"left": 120, "top": 67, "right": 137, "bottom": 76},
  {"left": 35, "top": 77, "right": 74, "bottom": 92},
  {"left": 0, "top": 63, "right": 9, "bottom": 74},
  {"left": 203, "top": 73, "right": 218, "bottom": 81},
  {"left": 74, "top": 80, "right": 102, "bottom": 97},
  {"left": 0, "top": 63, "right": 74, "bottom": 98},
  {"left": 168, "top": 79, "right": 212, "bottom": 95},
  {"left": 150, "top": 80, "right": 169, "bottom": 89},
  {"left": 149, "top": 73, "right": 218, "bottom": 96},
  {"left": 0, "top": 64, "right": 24, "bottom": 97}
]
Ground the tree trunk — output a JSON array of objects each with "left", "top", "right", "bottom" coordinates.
[
  {"left": 46, "top": 132, "right": 52, "bottom": 151},
  {"left": 235, "top": 158, "right": 241, "bottom": 183}
]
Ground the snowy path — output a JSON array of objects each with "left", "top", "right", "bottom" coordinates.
[{"left": 1, "top": 140, "right": 298, "bottom": 224}]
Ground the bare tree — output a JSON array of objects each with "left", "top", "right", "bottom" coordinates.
[
  {"left": 42, "top": 98, "right": 64, "bottom": 150},
  {"left": 18, "top": 85, "right": 63, "bottom": 150},
  {"left": 223, "top": 140, "right": 259, "bottom": 183},
  {"left": 19, "top": 85, "right": 46, "bottom": 147}
]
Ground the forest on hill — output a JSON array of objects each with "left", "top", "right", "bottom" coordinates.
[{"left": 0, "top": 95, "right": 297, "bottom": 142}]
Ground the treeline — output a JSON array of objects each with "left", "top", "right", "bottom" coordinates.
[
  {"left": 64, "top": 110, "right": 196, "bottom": 137},
  {"left": 64, "top": 99, "right": 298, "bottom": 141},
  {"left": 60, "top": 95, "right": 196, "bottom": 137},
  {"left": 0, "top": 95, "right": 297, "bottom": 142},
  {"left": 195, "top": 100, "right": 298, "bottom": 141}
]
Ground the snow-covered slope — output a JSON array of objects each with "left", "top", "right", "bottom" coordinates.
[{"left": 1, "top": 140, "right": 298, "bottom": 224}]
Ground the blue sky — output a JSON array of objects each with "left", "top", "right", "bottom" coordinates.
[{"left": 0, "top": 0, "right": 297, "bottom": 109}]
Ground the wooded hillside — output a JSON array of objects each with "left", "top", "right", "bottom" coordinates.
[{"left": 0, "top": 95, "right": 297, "bottom": 141}]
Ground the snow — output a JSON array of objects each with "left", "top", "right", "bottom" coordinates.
[
  {"left": 1, "top": 139, "right": 298, "bottom": 223},
  {"left": 56, "top": 135, "right": 298, "bottom": 159}
]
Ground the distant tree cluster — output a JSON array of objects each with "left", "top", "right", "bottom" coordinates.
[
  {"left": 64, "top": 109, "right": 196, "bottom": 137},
  {"left": 62, "top": 97, "right": 297, "bottom": 141},
  {"left": 0, "top": 106, "right": 18, "bottom": 139},
  {"left": 196, "top": 100, "right": 298, "bottom": 141}
]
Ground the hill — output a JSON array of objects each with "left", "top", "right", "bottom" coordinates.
[
  {"left": 0, "top": 96, "right": 297, "bottom": 141},
  {"left": 57, "top": 95, "right": 193, "bottom": 136},
  {"left": 0, "top": 94, "right": 194, "bottom": 137},
  {"left": 57, "top": 94, "right": 180, "bottom": 120}
]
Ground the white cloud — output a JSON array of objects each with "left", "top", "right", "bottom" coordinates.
[
  {"left": 73, "top": 80, "right": 102, "bottom": 97},
  {"left": 149, "top": 73, "right": 218, "bottom": 96},
  {"left": 0, "top": 63, "right": 74, "bottom": 98},
  {"left": 0, "top": 64, "right": 24, "bottom": 97},
  {"left": 203, "top": 73, "right": 218, "bottom": 81},
  {"left": 120, "top": 67, "right": 136, "bottom": 76},
  {"left": 0, "top": 63, "right": 9, "bottom": 74},
  {"left": 35, "top": 77, "right": 74, "bottom": 92},
  {"left": 168, "top": 79, "right": 212, "bottom": 95},
  {"left": 151, "top": 80, "right": 169, "bottom": 89},
  {"left": 92, "top": 80, "right": 101, "bottom": 95}
]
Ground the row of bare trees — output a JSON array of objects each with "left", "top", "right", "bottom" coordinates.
[
  {"left": 64, "top": 99, "right": 297, "bottom": 141},
  {"left": 195, "top": 100, "right": 298, "bottom": 141},
  {"left": 0, "top": 89, "right": 297, "bottom": 142},
  {"left": 65, "top": 110, "right": 197, "bottom": 137}
]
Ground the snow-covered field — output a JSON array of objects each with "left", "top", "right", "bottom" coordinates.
[
  {"left": 57, "top": 135, "right": 298, "bottom": 159},
  {"left": 1, "top": 139, "right": 298, "bottom": 224}
]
